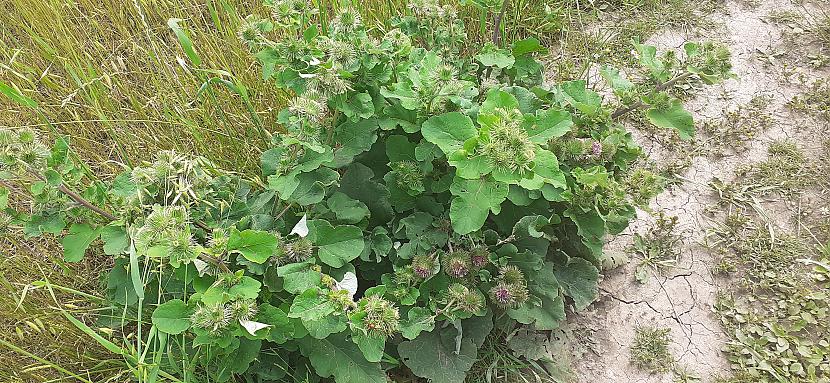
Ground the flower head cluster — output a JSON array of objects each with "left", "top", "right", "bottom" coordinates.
[
  {"left": 0, "top": 128, "right": 50, "bottom": 175},
  {"left": 131, "top": 204, "right": 196, "bottom": 267},
  {"left": 280, "top": 237, "right": 314, "bottom": 264},
  {"left": 288, "top": 96, "right": 328, "bottom": 124},
  {"left": 481, "top": 108, "right": 537, "bottom": 173},
  {"left": 411, "top": 254, "right": 439, "bottom": 279},
  {"left": 328, "top": 288, "right": 357, "bottom": 311},
  {"left": 268, "top": 0, "right": 312, "bottom": 29},
  {"left": 390, "top": 161, "right": 425, "bottom": 195},
  {"left": 353, "top": 295, "right": 399, "bottom": 338},
  {"left": 441, "top": 250, "right": 472, "bottom": 279},
  {"left": 446, "top": 283, "right": 485, "bottom": 315},
  {"left": 488, "top": 265, "right": 529, "bottom": 309},
  {"left": 329, "top": 8, "right": 363, "bottom": 37},
  {"left": 237, "top": 15, "right": 272, "bottom": 48},
  {"left": 128, "top": 150, "right": 215, "bottom": 209},
  {"left": 190, "top": 299, "right": 258, "bottom": 335}
]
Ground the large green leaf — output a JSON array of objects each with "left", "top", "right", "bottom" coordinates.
[
  {"left": 289, "top": 288, "right": 336, "bottom": 322},
  {"left": 228, "top": 229, "right": 279, "bottom": 264},
  {"left": 299, "top": 333, "right": 387, "bottom": 383},
  {"left": 400, "top": 307, "right": 435, "bottom": 340},
  {"left": 554, "top": 258, "right": 600, "bottom": 311},
  {"left": 449, "top": 177, "right": 509, "bottom": 235},
  {"left": 646, "top": 99, "right": 695, "bottom": 140},
  {"left": 307, "top": 220, "right": 365, "bottom": 268},
  {"left": 398, "top": 323, "right": 477, "bottom": 383},
  {"left": 327, "top": 192, "right": 370, "bottom": 224},
  {"left": 560, "top": 80, "right": 602, "bottom": 117},
  {"left": 526, "top": 109, "right": 573, "bottom": 143},
  {"left": 62, "top": 224, "right": 101, "bottom": 262},
  {"left": 421, "top": 112, "right": 477, "bottom": 156},
  {"left": 330, "top": 119, "right": 379, "bottom": 167},
  {"left": 151, "top": 299, "right": 192, "bottom": 335}
]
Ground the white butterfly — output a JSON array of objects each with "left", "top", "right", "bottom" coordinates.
[
  {"left": 334, "top": 271, "right": 358, "bottom": 300},
  {"left": 290, "top": 214, "right": 309, "bottom": 237},
  {"left": 239, "top": 319, "right": 271, "bottom": 336},
  {"left": 192, "top": 259, "right": 210, "bottom": 276}
]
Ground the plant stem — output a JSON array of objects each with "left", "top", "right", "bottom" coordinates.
[
  {"left": 610, "top": 71, "right": 694, "bottom": 119},
  {"left": 27, "top": 169, "right": 117, "bottom": 221},
  {"left": 492, "top": 0, "right": 510, "bottom": 45}
]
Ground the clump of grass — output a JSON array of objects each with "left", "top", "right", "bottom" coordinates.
[
  {"left": 816, "top": 15, "right": 830, "bottom": 47},
  {"left": 789, "top": 78, "right": 830, "bottom": 121},
  {"left": 735, "top": 140, "right": 813, "bottom": 194},
  {"left": 702, "top": 96, "right": 773, "bottom": 157},
  {"left": 630, "top": 326, "right": 674, "bottom": 373},
  {"left": 629, "top": 212, "right": 682, "bottom": 283}
]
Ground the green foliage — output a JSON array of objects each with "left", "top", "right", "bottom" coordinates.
[
  {"left": 630, "top": 326, "right": 674, "bottom": 373},
  {"left": 0, "top": 0, "right": 733, "bottom": 381}
]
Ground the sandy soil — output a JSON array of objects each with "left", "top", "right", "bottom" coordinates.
[{"left": 561, "top": 0, "right": 830, "bottom": 382}]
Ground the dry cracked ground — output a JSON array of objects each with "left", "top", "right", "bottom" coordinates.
[{"left": 546, "top": 0, "right": 830, "bottom": 382}]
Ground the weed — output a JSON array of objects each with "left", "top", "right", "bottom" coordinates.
[
  {"left": 629, "top": 212, "right": 683, "bottom": 283},
  {"left": 789, "top": 78, "right": 830, "bottom": 121},
  {"left": 734, "top": 140, "right": 813, "bottom": 195},
  {"left": 702, "top": 96, "right": 772, "bottom": 157},
  {"left": 630, "top": 326, "right": 674, "bottom": 373}
]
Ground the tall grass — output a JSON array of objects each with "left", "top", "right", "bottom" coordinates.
[{"left": 0, "top": 0, "right": 718, "bottom": 381}]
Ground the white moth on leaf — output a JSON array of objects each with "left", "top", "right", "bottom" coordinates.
[
  {"left": 290, "top": 214, "right": 309, "bottom": 237},
  {"left": 239, "top": 320, "right": 271, "bottom": 336},
  {"left": 335, "top": 271, "right": 358, "bottom": 300}
]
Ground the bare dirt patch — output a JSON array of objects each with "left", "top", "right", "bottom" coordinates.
[{"left": 561, "top": 0, "right": 830, "bottom": 382}]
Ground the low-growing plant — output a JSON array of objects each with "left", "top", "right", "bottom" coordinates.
[
  {"left": 0, "top": 0, "right": 733, "bottom": 381},
  {"left": 630, "top": 325, "right": 674, "bottom": 373},
  {"left": 629, "top": 212, "right": 682, "bottom": 283}
]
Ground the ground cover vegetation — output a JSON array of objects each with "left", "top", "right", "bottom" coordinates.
[{"left": 1, "top": 0, "right": 734, "bottom": 382}]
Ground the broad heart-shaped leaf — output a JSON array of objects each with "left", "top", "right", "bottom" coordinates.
[
  {"left": 353, "top": 333, "right": 385, "bottom": 363},
  {"left": 526, "top": 108, "right": 573, "bottom": 143},
  {"left": 304, "top": 314, "right": 348, "bottom": 339},
  {"left": 532, "top": 149, "right": 567, "bottom": 189},
  {"left": 289, "top": 288, "right": 336, "bottom": 322},
  {"left": 512, "top": 37, "right": 548, "bottom": 57},
  {"left": 290, "top": 168, "right": 340, "bottom": 206},
  {"left": 646, "top": 98, "right": 694, "bottom": 140},
  {"left": 333, "top": 92, "right": 375, "bottom": 121},
  {"left": 298, "top": 333, "right": 387, "bottom": 383},
  {"left": 100, "top": 225, "right": 129, "bottom": 255},
  {"left": 479, "top": 89, "right": 520, "bottom": 117},
  {"left": 507, "top": 263, "right": 565, "bottom": 330},
  {"left": 400, "top": 307, "right": 435, "bottom": 340},
  {"left": 476, "top": 45, "right": 515, "bottom": 69},
  {"left": 554, "top": 257, "right": 600, "bottom": 311},
  {"left": 256, "top": 303, "right": 293, "bottom": 344},
  {"left": 385, "top": 134, "right": 417, "bottom": 163},
  {"left": 450, "top": 155, "right": 493, "bottom": 179},
  {"left": 633, "top": 40, "right": 670, "bottom": 82},
  {"left": 327, "top": 192, "right": 370, "bottom": 224},
  {"left": 560, "top": 80, "right": 602, "bottom": 118},
  {"left": 307, "top": 220, "right": 365, "bottom": 268},
  {"left": 398, "top": 322, "right": 478, "bottom": 383},
  {"left": 330, "top": 119, "right": 379, "bottom": 168},
  {"left": 449, "top": 177, "right": 509, "bottom": 235},
  {"left": 228, "top": 229, "right": 279, "bottom": 264},
  {"left": 564, "top": 208, "right": 605, "bottom": 260},
  {"left": 62, "top": 224, "right": 101, "bottom": 262},
  {"left": 421, "top": 112, "right": 477, "bottom": 156},
  {"left": 277, "top": 262, "right": 322, "bottom": 294},
  {"left": 151, "top": 299, "right": 191, "bottom": 335}
]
